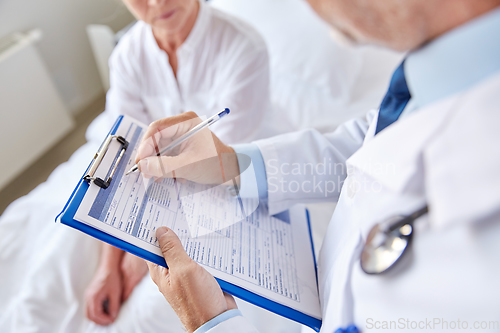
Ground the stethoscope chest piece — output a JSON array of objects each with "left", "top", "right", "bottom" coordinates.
[{"left": 360, "top": 206, "right": 427, "bottom": 275}]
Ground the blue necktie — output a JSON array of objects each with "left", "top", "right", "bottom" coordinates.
[{"left": 375, "top": 61, "right": 411, "bottom": 135}]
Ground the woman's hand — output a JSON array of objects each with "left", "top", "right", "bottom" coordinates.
[
  {"left": 135, "top": 112, "right": 240, "bottom": 186},
  {"left": 120, "top": 252, "right": 149, "bottom": 302},
  {"left": 84, "top": 265, "right": 123, "bottom": 326},
  {"left": 147, "top": 227, "right": 238, "bottom": 333}
]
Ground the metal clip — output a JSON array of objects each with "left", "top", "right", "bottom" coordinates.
[{"left": 83, "top": 135, "right": 129, "bottom": 189}]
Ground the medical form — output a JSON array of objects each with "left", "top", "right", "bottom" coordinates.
[{"left": 72, "top": 116, "right": 322, "bottom": 323}]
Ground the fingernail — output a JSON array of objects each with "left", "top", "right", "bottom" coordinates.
[{"left": 156, "top": 227, "right": 168, "bottom": 238}]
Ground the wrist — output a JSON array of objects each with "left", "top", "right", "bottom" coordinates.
[
  {"left": 192, "top": 309, "right": 243, "bottom": 333},
  {"left": 219, "top": 145, "right": 240, "bottom": 186},
  {"left": 99, "top": 244, "right": 125, "bottom": 271}
]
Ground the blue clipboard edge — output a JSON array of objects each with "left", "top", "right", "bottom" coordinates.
[
  {"left": 56, "top": 115, "right": 170, "bottom": 268},
  {"left": 56, "top": 115, "right": 322, "bottom": 331},
  {"left": 216, "top": 208, "right": 321, "bottom": 332}
]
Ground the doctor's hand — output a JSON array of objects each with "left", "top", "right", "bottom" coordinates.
[
  {"left": 135, "top": 112, "right": 240, "bottom": 185},
  {"left": 147, "top": 227, "right": 238, "bottom": 332}
]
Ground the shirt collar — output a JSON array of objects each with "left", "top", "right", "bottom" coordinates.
[
  {"left": 405, "top": 7, "right": 500, "bottom": 110},
  {"left": 146, "top": 0, "right": 209, "bottom": 58}
]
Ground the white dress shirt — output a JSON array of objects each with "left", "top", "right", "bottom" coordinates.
[{"left": 103, "top": 0, "right": 271, "bottom": 145}]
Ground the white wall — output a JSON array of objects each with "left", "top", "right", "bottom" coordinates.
[{"left": 0, "top": 0, "right": 135, "bottom": 115}]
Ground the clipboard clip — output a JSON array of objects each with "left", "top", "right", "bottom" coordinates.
[{"left": 83, "top": 135, "right": 129, "bottom": 189}]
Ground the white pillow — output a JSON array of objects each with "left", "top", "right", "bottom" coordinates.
[{"left": 210, "top": 0, "right": 403, "bottom": 132}]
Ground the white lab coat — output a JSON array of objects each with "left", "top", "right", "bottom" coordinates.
[
  {"left": 205, "top": 72, "right": 500, "bottom": 331},
  {"left": 102, "top": 0, "right": 271, "bottom": 145}
]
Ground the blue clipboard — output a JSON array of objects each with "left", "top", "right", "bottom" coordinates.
[{"left": 56, "top": 115, "right": 322, "bottom": 332}]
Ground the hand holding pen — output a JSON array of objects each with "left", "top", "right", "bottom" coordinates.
[
  {"left": 130, "top": 109, "right": 241, "bottom": 186},
  {"left": 135, "top": 110, "right": 242, "bottom": 332}
]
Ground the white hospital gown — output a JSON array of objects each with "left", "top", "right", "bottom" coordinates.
[{"left": 104, "top": 0, "right": 271, "bottom": 145}]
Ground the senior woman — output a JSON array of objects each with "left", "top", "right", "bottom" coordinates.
[{"left": 84, "top": 0, "right": 270, "bottom": 325}]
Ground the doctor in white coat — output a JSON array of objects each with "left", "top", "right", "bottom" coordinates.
[{"left": 135, "top": 0, "right": 500, "bottom": 332}]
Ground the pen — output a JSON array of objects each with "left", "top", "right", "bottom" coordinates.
[{"left": 125, "top": 108, "right": 230, "bottom": 176}]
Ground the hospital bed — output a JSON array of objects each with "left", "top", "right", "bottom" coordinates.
[{"left": 0, "top": 0, "right": 402, "bottom": 332}]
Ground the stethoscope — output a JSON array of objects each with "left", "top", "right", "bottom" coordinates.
[
  {"left": 360, "top": 205, "right": 429, "bottom": 275},
  {"left": 334, "top": 206, "right": 429, "bottom": 333}
]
